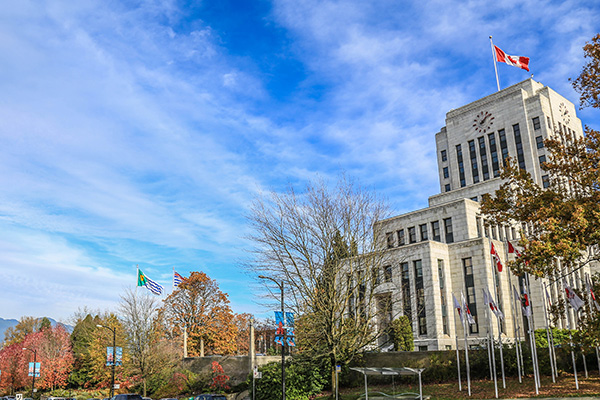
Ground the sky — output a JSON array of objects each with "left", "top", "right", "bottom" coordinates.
[{"left": 1, "top": 0, "right": 599, "bottom": 323}]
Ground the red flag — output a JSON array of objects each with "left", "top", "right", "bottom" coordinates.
[
  {"left": 494, "top": 45, "right": 530, "bottom": 71},
  {"left": 491, "top": 242, "right": 503, "bottom": 272}
]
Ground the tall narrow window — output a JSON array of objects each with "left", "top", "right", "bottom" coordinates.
[
  {"left": 431, "top": 221, "right": 441, "bottom": 242},
  {"left": 438, "top": 260, "right": 448, "bottom": 335},
  {"left": 513, "top": 123, "right": 526, "bottom": 170},
  {"left": 408, "top": 227, "right": 417, "bottom": 243},
  {"left": 414, "top": 260, "right": 427, "bottom": 335},
  {"left": 443, "top": 166, "right": 449, "bottom": 179},
  {"left": 463, "top": 257, "right": 479, "bottom": 333},
  {"left": 498, "top": 129, "right": 509, "bottom": 166},
  {"left": 532, "top": 117, "right": 541, "bottom": 130},
  {"left": 420, "top": 224, "right": 428, "bottom": 241},
  {"left": 441, "top": 150, "right": 447, "bottom": 162},
  {"left": 397, "top": 229, "right": 405, "bottom": 246},
  {"left": 456, "top": 144, "right": 466, "bottom": 187},
  {"left": 478, "top": 136, "right": 490, "bottom": 180},
  {"left": 488, "top": 132, "right": 500, "bottom": 177},
  {"left": 444, "top": 218, "right": 454, "bottom": 243},
  {"left": 401, "top": 262, "right": 411, "bottom": 320},
  {"left": 384, "top": 265, "right": 393, "bottom": 283},
  {"left": 468, "top": 140, "right": 479, "bottom": 183},
  {"left": 386, "top": 232, "right": 395, "bottom": 248},
  {"left": 536, "top": 135, "right": 544, "bottom": 149},
  {"left": 445, "top": 184, "right": 451, "bottom": 192},
  {"left": 542, "top": 175, "right": 550, "bottom": 188}
]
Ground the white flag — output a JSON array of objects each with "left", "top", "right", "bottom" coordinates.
[
  {"left": 462, "top": 291, "right": 476, "bottom": 325},
  {"left": 563, "top": 279, "right": 585, "bottom": 312},
  {"left": 453, "top": 293, "right": 464, "bottom": 324}
]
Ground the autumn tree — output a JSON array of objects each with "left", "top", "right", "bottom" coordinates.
[
  {"left": 69, "top": 313, "right": 102, "bottom": 388},
  {"left": 481, "top": 33, "right": 600, "bottom": 345},
  {"left": 161, "top": 272, "right": 237, "bottom": 356},
  {"left": 232, "top": 313, "right": 252, "bottom": 355},
  {"left": 0, "top": 343, "right": 28, "bottom": 394},
  {"left": 247, "top": 176, "right": 390, "bottom": 391},
  {"left": 3, "top": 316, "right": 41, "bottom": 346}
]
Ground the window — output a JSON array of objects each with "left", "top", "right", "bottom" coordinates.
[
  {"left": 468, "top": 140, "right": 479, "bottom": 183},
  {"left": 513, "top": 124, "right": 526, "bottom": 170},
  {"left": 408, "top": 227, "right": 417, "bottom": 243},
  {"left": 539, "top": 154, "right": 546, "bottom": 167},
  {"left": 443, "top": 166, "right": 449, "bottom": 179},
  {"left": 419, "top": 345, "right": 428, "bottom": 351},
  {"left": 488, "top": 132, "right": 500, "bottom": 177},
  {"left": 386, "top": 232, "right": 395, "bottom": 248},
  {"left": 445, "top": 184, "right": 451, "bottom": 192},
  {"left": 532, "top": 116, "right": 541, "bottom": 130},
  {"left": 536, "top": 135, "right": 544, "bottom": 149},
  {"left": 384, "top": 265, "right": 393, "bottom": 283},
  {"left": 478, "top": 136, "right": 490, "bottom": 180},
  {"left": 420, "top": 224, "right": 428, "bottom": 241},
  {"left": 470, "top": 196, "right": 478, "bottom": 201},
  {"left": 542, "top": 175, "right": 550, "bottom": 188},
  {"left": 456, "top": 144, "right": 466, "bottom": 187},
  {"left": 397, "top": 229, "right": 405, "bottom": 246},
  {"left": 463, "top": 257, "right": 478, "bottom": 334},
  {"left": 372, "top": 267, "right": 380, "bottom": 285},
  {"left": 476, "top": 217, "right": 482, "bottom": 237},
  {"left": 401, "top": 262, "right": 411, "bottom": 320},
  {"left": 414, "top": 260, "right": 427, "bottom": 335},
  {"left": 438, "top": 259, "right": 448, "bottom": 335},
  {"left": 441, "top": 149, "right": 447, "bottom": 162},
  {"left": 498, "top": 129, "right": 509, "bottom": 166},
  {"left": 431, "top": 221, "right": 441, "bottom": 241},
  {"left": 547, "top": 116, "right": 552, "bottom": 130},
  {"left": 443, "top": 218, "right": 454, "bottom": 243}
]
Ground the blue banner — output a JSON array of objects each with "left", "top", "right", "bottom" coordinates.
[
  {"left": 286, "top": 336, "right": 295, "bottom": 347},
  {"left": 274, "top": 311, "right": 284, "bottom": 325},
  {"left": 274, "top": 336, "right": 284, "bottom": 346},
  {"left": 28, "top": 362, "right": 40, "bottom": 377},
  {"left": 286, "top": 327, "right": 295, "bottom": 337},
  {"left": 285, "top": 312, "right": 294, "bottom": 327},
  {"left": 115, "top": 347, "right": 122, "bottom": 366}
]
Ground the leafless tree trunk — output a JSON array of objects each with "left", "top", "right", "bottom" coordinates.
[{"left": 247, "top": 175, "right": 393, "bottom": 392}]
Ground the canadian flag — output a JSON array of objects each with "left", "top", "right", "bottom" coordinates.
[
  {"left": 494, "top": 45, "right": 530, "bottom": 72},
  {"left": 491, "top": 242, "right": 503, "bottom": 272}
]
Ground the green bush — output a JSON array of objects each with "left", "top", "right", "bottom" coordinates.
[
  {"left": 390, "top": 316, "right": 413, "bottom": 351},
  {"left": 248, "top": 359, "right": 327, "bottom": 400}
]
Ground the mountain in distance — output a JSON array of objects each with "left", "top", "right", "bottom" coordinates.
[{"left": 0, "top": 317, "right": 73, "bottom": 342}]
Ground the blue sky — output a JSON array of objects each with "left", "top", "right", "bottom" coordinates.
[{"left": 1, "top": 0, "right": 599, "bottom": 322}]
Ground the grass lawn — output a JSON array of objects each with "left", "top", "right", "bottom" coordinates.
[{"left": 316, "top": 374, "right": 600, "bottom": 399}]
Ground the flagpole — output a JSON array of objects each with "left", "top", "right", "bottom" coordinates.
[
  {"left": 461, "top": 291, "right": 472, "bottom": 396},
  {"left": 506, "top": 244, "right": 523, "bottom": 383},
  {"left": 586, "top": 273, "right": 600, "bottom": 377},
  {"left": 490, "top": 241, "right": 505, "bottom": 389},
  {"left": 489, "top": 36, "right": 501, "bottom": 91},
  {"left": 452, "top": 298, "right": 462, "bottom": 392},
  {"left": 541, "top": 281, "right": 556, "bottom": 382},
  {"left": 526, "top": 274, "right": 541, "bottom": 390},
  {"left": 523, "top": 277, "right": 539, "bottom": 395},
  {"left": 562, "top": 278, "right": 580, "bottom": 389},
  {"left": 486, "top": 295, "right": 498, "bottom": 399}
]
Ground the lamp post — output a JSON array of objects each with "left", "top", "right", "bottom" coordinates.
[
  {"left": 22, "top": 347, "right": 37, "bottom": 399},
  {"left": 97, "top": 324, "right": 117, "bottom": 398},
  {"left": 258, "top": 275, "right": 285, "bottom": 400}
]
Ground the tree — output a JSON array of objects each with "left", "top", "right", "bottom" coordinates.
[
  {"left": 0, "top": 343, "right": 27, "bottom": 394},
  {"left": 3, "top": 316, "right": 41, "bottom": 346},
  {"left": 247, "top": 176, "right": 389, "bottom": 391},
  {"left": 69, "top": 313, "right": 101, "bottom": 388},
  {"left": 161, "top": 272, "right": 237, "bottom": 356},
  {"left": 390, "top": 316, "right": 414, "bottom": 351},
  {"left": 232, "top": 313, "right": 252, "bottom": 355},
  {"left": 481, "top": 33, "right": 600, "bottom": 345},
  {"left": 119, "top": 288, "right": 178, "bottom": 396}
]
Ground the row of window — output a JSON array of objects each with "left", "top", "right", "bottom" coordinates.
[
  {"left": 386, "top": 218, "right": 453, "bottom": 248},
  {"left": 440, "top": 115, "right": 550, "bottom": 191}
]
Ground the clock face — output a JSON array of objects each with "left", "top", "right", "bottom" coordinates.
[
  {"left": 473, "top": 111, "right": 494, "bottom": 133},
  {"left": 559, "top": 102, "right": 570, "bottom": 125}
]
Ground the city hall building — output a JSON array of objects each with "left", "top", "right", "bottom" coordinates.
[{"left": 370, "top": 78, "right": 597, "bottom": 350}]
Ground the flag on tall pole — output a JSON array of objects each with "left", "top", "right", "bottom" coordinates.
[
  {"left": 458, "top": 291, "right": 472, "bottom": 396},
  {"left": 173, "top": 270, "right": 185, "bottom": 287},
  {"left": 451, "top": 293, "right": 463, "bottom": 392},
  {"left": 453, "top": 293, "right": 464, "bottom": 324},
  {"left": 585, "top": 274, "right": 600, "bottom": 311},
  {"left": 490, "top": 242, "right": 503, "bottom": 272},
  {"left": 462, "top": 292, "right": 476, "bottom": 325},
  {"left": 563, "top": 279, "right": 585, "bottom": 312},
  {"left": 508, "top": 241, "right": 521, "bottom": 257},
  {"left": 137, "top": 268, "right": 164, "bottom": 295},
  {"left": 493, "top": 44, "right": 530, "bottom": 71}
]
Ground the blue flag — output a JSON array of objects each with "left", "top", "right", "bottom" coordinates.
[{"left": 285, "top": 312, "right": 294, "bottom": 327}]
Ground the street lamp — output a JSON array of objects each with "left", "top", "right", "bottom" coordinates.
[
  {"left": 97, "top": 324, "right": 117, "bottom": 398},
  {"left": 22, "top": 347, "right": 37, "bottom": 399},
  {"left": 258, "top": 275, "right": 285, "bottom": 400}
]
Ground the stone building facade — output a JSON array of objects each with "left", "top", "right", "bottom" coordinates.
[{"left": 371, "top": 79, "right": 596, "bottom": 350}]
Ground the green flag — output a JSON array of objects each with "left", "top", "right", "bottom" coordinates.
[{"left": 137, "top": 269, "right": 148, "bottom": 287}]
